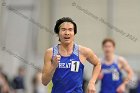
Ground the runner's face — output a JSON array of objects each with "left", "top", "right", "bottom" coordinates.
[
  {"left": 103, "top": 42, "right": 115, "bottom": 56},
  {"left": 59, "top": 22, "right": 75, "bottom": 44}
]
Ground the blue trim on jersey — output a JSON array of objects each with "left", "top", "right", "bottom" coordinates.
[
  {"left": 51, "top": 43, "right": 84, "bottom": 93},
  {"left": 100, "top": 56, "right": 123, "bottom": 93}
]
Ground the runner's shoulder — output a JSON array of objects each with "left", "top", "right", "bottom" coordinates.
[
  {"left": 44, "top": 48, "right": 53, "bottom": 57},
  {"left": 78, "top": 45, "right": 93, "bottom": 55},
  {"left": 116, "top": 56, "right": 128, "bottom": 67},
  {"left": 117, "top": 56, "right": 127, "bottom": 63}
]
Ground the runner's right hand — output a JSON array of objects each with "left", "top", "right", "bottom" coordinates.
[{"left": 52, "top": 55, "right": 61, "bottom": 67}]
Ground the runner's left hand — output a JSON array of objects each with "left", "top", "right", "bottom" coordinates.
[
  {"left": 116, "top": 83, "right": 126, "bottom": 93},
  {"left": 87, "top": 81, "right": 96, "bottom": 93}
]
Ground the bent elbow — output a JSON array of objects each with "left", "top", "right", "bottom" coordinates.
[
  {"left": 42, "top": 75, "right": 49, "bottom": 86},
  {"left": 42, "top": 81, "right": 48, "bottom": 86}
]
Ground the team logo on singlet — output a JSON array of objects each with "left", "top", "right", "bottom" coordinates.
[{"left": 58, "top": 60, "right": 80, "bottom": 72}]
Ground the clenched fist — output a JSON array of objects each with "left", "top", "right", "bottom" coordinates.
[
  {"left": 116, "top": 83, "right": 126, "bottom": 93},
  {"left": 52, "top": 55, "right": 61, "bottom": 68},
  {"left": 87, "top": 81, "right": 96, "bottom": 93}
]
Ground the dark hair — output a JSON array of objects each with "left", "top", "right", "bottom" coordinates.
[
  {"left": 102, "top": 38, "right": 115, "bottom": 47},
  {"left": 54, "top": 17, "right": 77, "bottom": 34}
]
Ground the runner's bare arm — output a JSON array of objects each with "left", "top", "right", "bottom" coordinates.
[
  {"left": 86, "top": 48, "right": 101, "bottom": 84},
  {"left": 119, "top": 57, "right": 134, "bottom": 85},
  {"left": 42, "top": 48, "right": 60, "bottom": 86},
  {"left": 80, "top": 47, "right": 101, "bottom": 93}
]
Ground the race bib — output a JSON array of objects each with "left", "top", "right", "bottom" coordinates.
[
  {"left": 112, "top": 69, "right": 119, "bottom": 81},
  {"left": 71, "top": 61, "right": 80, "bottom": 72}
]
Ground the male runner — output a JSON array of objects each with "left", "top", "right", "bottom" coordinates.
[
  {"left": 42, "top": 17, "right": 101, "bottom": 93},
  {"left": 99, "top": 38, "right": 133, "bottom": 93}
]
